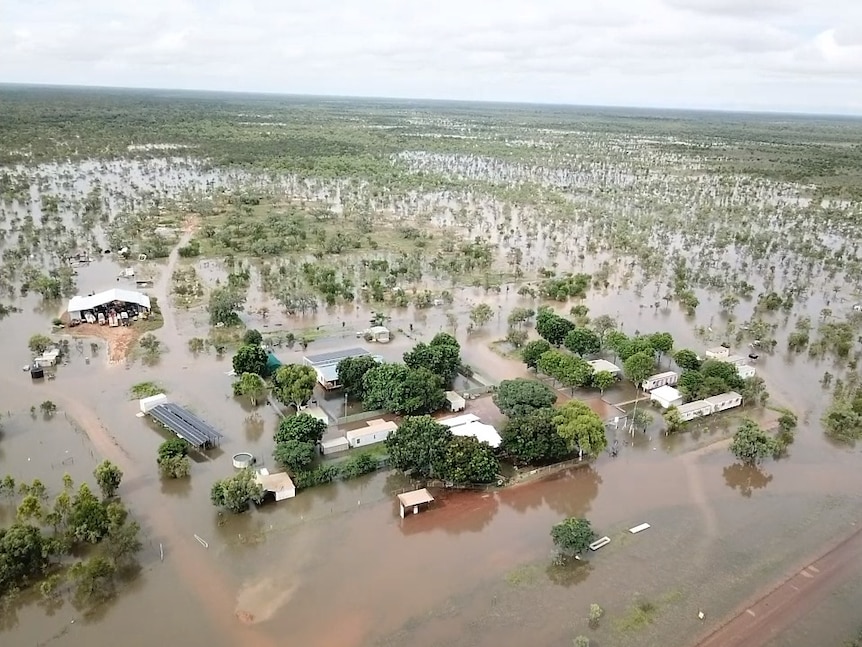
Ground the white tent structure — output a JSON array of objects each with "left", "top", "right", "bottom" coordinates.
[
  {"left": 450, "top": 421, "right": 502, "bottom": 448},
  {"left": 67, "top": 288, "right": 151, "bottom": 321}
]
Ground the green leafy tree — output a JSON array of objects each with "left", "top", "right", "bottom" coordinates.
[
  {"left": 592, "top": 370, "right": 616, "bottom": 394},
  {"left": 701, "top": 359, "right": 744, "bottom": 391},
  {"left": 68, "top": 483, "right": 109, "bottom": 544},
  {"left": 210, "top": 468, "right": 264, "bottom": 513},
  {"left": 553, "top": 401, "right": 607, "bottom": 458},
  {"left": 0, "top": 523, "right": 47, "bottom": 594},
  {"left": 442, "top": 436, "right": 499, "bottom": 484},
  {"left": 336, "top": 355, "right": 379, "bottom": 398},
  {"left": 469, "top": 303, "right": 494, "bottom": 329},
  {"left": 233, "top": 372, "right": 268, "bottom": 406},
  {"left": 242, "top": 329, "right": 263, "bottom": 346},
  {"left": 623, "top": 351, "right": 655, "bottom": 389},
  {"left": 274, "top": 439, "right": 316, "bottom": 471},
  {"left": 208, "top": 286, "right": 245, "bottom": 326},
  {"left": 275, "top": 413, "right": 326, "bottom": 445},
  {"left": 272, "top": 364, "right": 317, "bottom": 411},
  {"left": 649, "top": 332, "right": 674, "bottom": 362},
  {"left": 69, "top": 555, "right": 116, "bottom": 607},
  {"left": 664, "top": 407, "right": 685, "bottom": 434},
  {"left": 591, "top": 314, "right": 617, "bottom": 342},
  {"left": 674, "top": 348, "right": 702, "bottom": 371},
  {"left": 557, "top": 355, "right": 595, "bottom": 394},
  {"left": 564, "top": 328, "right": 601, "bottom": 357},
  {"left": 363, "top": 364, "right": 446, "bottom": 415},
  {"left": 28, "top": 334, "right": 52, "bottom": 354},
  {"left": 232, "top": 344, "right": 268, "bottom": 377},
  {"left": 501, "top": 408, "right": 569, "bottom": 465},
  {"left": 730, "top": 419, "right": 781, "bottom": 465},
  {"left": 93, "top": 460, "right": 123, "bottom": 499},
  {"left": 605, "top": 330, "right": 628, "bottom": 361},
  {"left": 493, "top": 378, "right": 557, "bottom": 417},
  {"left": 522, "top": 339, "right": 552, "bottom": 370},
  {"left": 537, "top": 349, "right": 566, "bottom": 382},
  {"left": 403, "top": 332, "right": 462, "bottom": 387},
  {"left": 618, "top": 336, "right": 655, "bottom": 362},
  {"left": 677, "top": 370, "right": 705, "bottom": 399},
  {"left": 536, "top": 308, "right": 575, "bottom": 346},
  {"left": 157, "top": 438, "right": 191, "bottom": 479},
  {"left": 104, "top": 502, "right": 142, "bottom": 565},
  {"left": 385, "top": 415, "right": 453, "bottom": 478},
  {"left": 550, "top": 517, "right": 596, "bottom": 557}
]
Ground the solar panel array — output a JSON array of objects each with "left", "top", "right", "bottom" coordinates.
[{"left": 149, "top": 403, "right": 223, "bottom": 449}]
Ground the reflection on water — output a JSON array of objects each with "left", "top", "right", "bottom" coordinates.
[{"left": 723, "top": 463, "right": 774, "bottom": 498}]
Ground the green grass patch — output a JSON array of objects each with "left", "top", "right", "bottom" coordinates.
[
  {"left": 130, "top": 381, "right": 166, "bottom": 399},
  {"left": 614, "top": 590, "right": 683, "bottom": 633},
  {"left": 505, "top": 563, "right": 542, "bottom": 587}
]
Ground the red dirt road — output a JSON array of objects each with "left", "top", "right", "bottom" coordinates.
[{"left": 695, "top": 523, "right": 862, "bottom": 647}]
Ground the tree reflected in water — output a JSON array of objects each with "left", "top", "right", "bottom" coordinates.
[{"left": 723, "top": 462, "right": 773, "bottom": 498}]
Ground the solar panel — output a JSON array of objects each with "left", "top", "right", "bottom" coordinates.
[{"left": 149, "top": 403, "right": 222, "bottom": 449}]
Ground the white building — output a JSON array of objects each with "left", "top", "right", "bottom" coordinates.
[
  {"left": 320, "top": 436, "right": 350, "bottom": 455},
  {"left": 345, "top": 419, "right": 397, "bottom": 448},
  {"left": 438, "top": 414, "right": 481, "bottom": 428},
  {"left": 705, "top": 391, "right": 743, "bottom": 413},
  {"left": 705, "top": 346, "right": 730, "bottom": 360},
  {"left": 642, "top": 371, "right": 679, "bottom": 391},
  {"left": 450, "top": 421, "right": 502, "bottom": 448},
  {"left": 255, "top": 468, "right": 296, "bottom": 501},
  {"left": 736, "top": 364, "right": 756, "bottom": 379},
  {"left": 724, "top": 355, "right": 749, "bottom": 367},
  {"left": 676, "top": 400, "right": 712, "bottom": 421},
  {"left": 139, "top": 393, "right": 168, "bottom": 413},
  {"left": 650, "top": 385, "right": 684, "bottom": 409},
  {"left": 445, "top": 391, "right": 466, "bottom": 412},
  {"left": 302, "top": 347, "right": 381, "bottom": 390},
  {"left": 67, "top": 288, "right": 151, "bottom": 324},
  {"left": 588, "top": 359, "right": 621, "bottom": 376},
  {"left": 365, "top": 326, "right": 391, "bottom": 343}
]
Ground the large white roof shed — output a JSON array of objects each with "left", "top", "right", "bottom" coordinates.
[{"left": 68, "top": 288, "right": 151, "bottom": 314}]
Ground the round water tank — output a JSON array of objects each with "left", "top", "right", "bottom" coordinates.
[{"left": 232, "top": 452, "right": 255, "bottom": 469}]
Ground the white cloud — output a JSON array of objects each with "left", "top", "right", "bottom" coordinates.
[{"left": 0, "top": 0, "right": 860, "bottom": 113}]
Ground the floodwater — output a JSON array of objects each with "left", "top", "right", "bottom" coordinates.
[{"left": 1, "top": 157, "right": 862, "bottom": 647}]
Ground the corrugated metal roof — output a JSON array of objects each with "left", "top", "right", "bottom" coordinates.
[
  {"left": 68, "top": 288, "right": 151, "bottom": 313},
  {"left": 303, "top": 347, "right": 370, "bottom": 366}
]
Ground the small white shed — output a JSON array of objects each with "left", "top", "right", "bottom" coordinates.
[
  {"left": 256, "top": 469, "right": 296, "bottom": 501},
  {"left": 346, "top": 419, "right": 397, "bottom": 448},
  {"left": 139, "top": 393, "right": 169, "bottom": 413},
  {"left": 650, "top": 385, "right": 684, "bottom": 409},
  {"left": 705, "top": 346, "right": 730, "bottom": 359},
  {"left": 736, "top": 364, "right": 756, "bottom": 379},
  {"left": 321, "top": 436, "right": 350, "bottom": 455},
  {"left": 445, "top": 391, "right": 466, "bottom": 412}
]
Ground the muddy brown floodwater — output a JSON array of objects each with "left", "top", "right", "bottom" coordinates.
[{"left": 2, "top": 223, "right": 862, "bottom": 644}]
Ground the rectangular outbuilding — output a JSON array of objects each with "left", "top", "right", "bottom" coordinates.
[
  {"left": 139, "top": 393, "right": 169, "bottom": 413},
  {"left": 588, "top": 359, "right": 622, "bottom": 376},
  {"left": 677, "top": 400, "right": 712, "bottom": 421},
  {"left": 345, "top": 419, "right": 397, "bottom": 448},
  {"left": 736, "top": 364, "right": 756, "bottom": 379},
  {"left": 445, "top": 391, "right": 466, "bottom": 412},
  {"left": 256, "top": 469, "right": 296, "bottom": 501},
  {"left": 321, "top": 436, "right": 350, "bottom": 455},
  {"left": 705, "top": 391, "right": 743, "bottom": 413},
  {"left": 302, "top": 347, "right": 380, "bottom": 390},
  {"left": 705, "top": 346, "right": 730, "bottom": 360},
  {"left": 642, "top": 371, "right": 678, "bottom": 391},
  {"left": 67, "top": 288, "right": 151, "bottom": 324},
  {"left": 397, "top": 488, "right": 434, "bottom": 518},
  {"left": 450, "top": 421, "right": 502, "bottom": 448},
  {"left": 650, "top": 385, "right": 684, "bottom": 409},
  {"left": 438, "top": 413, "right": 481, "bottom": 428}
]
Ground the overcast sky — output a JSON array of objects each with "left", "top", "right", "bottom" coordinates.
[{"left": 2, "top": 0, "right": 861, "bottom": 114}]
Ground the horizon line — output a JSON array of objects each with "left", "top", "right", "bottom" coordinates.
[{"left": 1, "top": 81, "right": 860, "bottom": 120}]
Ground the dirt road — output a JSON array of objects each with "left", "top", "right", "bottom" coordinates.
[{"left": 695, "top": 522, "right": 862, "bottom": 647}]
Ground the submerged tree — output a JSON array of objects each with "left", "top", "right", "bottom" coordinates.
[
  {"left": 553, "top": 401, "right": 607, "bottom": 458},
  {"left": 730, "top": 420, "right": 781, "bottom": 465},
  {"left": 493, "top": 378, "right": 557, "bottom": 417},
  {"left": 551, "top": 517, "right": 596, "bottom": 558},
  {"left": 210, "top": 469, "right": 264, "bottom": 513}
]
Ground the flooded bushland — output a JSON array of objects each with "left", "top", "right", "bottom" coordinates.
[{"left": 2, "top": 113, "right": 862, "bottom": 647}]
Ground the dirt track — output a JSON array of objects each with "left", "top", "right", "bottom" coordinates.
[{"left": 695, "top": 522, "right": 862, "bottom": 647}]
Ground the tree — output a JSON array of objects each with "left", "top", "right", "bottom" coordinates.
[
  {"left": 28, "top": 333, "right": 52, "bottom": 354},
  {"left": 649, "top": 332, "right": 674, "bottom": 362},
  {"left": 493, "top": 378, "right": 557, "bottom": 417},
  {"left": 272, "top": 364, "right": 317, "bottom": 411},
  {"left": 104, "top": 502, "right": 142, "bottom": 565},
  {"left": 210, "top": 468, "right": 264, "bottom": 513},
  {"left": 442, "top": 436, "right": 499, "bottom": 484},
  {"left": 469, "top": 303, "right": 494, "bottom": 329},
  {"left": 363, "top": 364, "right": 446, "bottom": 415},
  {"left": 403, "top": 333, "right": 462, "bottom": 387},
  {"left": 233, "top": 372, "right": 268, "bottom": 406},
  {"left": 536, "top": 309, "right": 575, "bottom": 346},
  {"left": 522, "top": 339, "right": 552, "bottom": 370},
  {"left": 701, "top": 360, "right": 744, "bottom": 391},
  {"left": 591, "top": 314, "right": 617, "bottom": 342},
  {"left": 617, "top": 336, "right": 654, "bottom": 362},
  {"left": 242, "top": 329, "right": 263, "bottom": 346},
  {"left": 337, "top": 355, "right": 379, "bottom": 399},
  {"left": 550, "top": 517, "right": 596, "bottom": 557},
  {"left": 623, "top": 351, "right": 655, "bottom": 389},
  {"left": 0, "top": 523, "right": 46, "bottom": 594},
  {"left": 501, "top": 408, "right": 569, "bottom": 465},
  {"left": 274, "top": 439, "right": 316, "bottom": 471},
  {"left": 730, "top": 419, "right": 781, "bottom": 465},
  {"left": 69, "top": 555, "right": 116, "bottom": 606},
  {"left": 275, "top": 413, "right": 326, "bottom": 445},
  {"left": 677, "top": 370, "right": 705, "bottom": 399},
  {"left": 68, "top": 483, "right": 109, "bottom": 543},
  {"left": 664, "top": 407, "right": 685, "bottom": 434},
  {"left": 557, "top": 355, "right": 595, "bottom": 393},
  {"left": 564, "top": 328, "right": 601, "bottom": 357},
  {"left": 157, "top": 438, "right": 191, "bottom": 479},
  {"left": 741, "top": 375, "right": 769, "bottom": 406},
  {"left": 40, "top": 400, "right": 57, "bottom": 417},
  {"left": 592, "top": 370, "right": 616, "bottom": 394},
  {"left": 605, "top": 330, "right": 628, "bottom": 360},
  {"left": 208, "top": 286, "right": 245, "bottom": 326},
  {"left": 385, "top": 416, "right": 453, "bottom": 478},
  {"left": 674, "top": 348, "right": 702, "bottom": 371},
  {"left": 93, "top": 460, "right": 123, "bottom": 499},
  {"left": 553, "top": 401, "right": 607, "bottom": 458},
  {"left": 232, "top": 344, "right": 268, "bottom": 378}
]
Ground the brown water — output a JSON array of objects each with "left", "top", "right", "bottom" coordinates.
[{"left": 1, "top": 159, "right": 861, "bottom": 647}]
